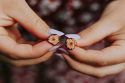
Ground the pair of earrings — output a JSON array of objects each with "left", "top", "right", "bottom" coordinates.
[{"left": 48, "top": 29, "right": 80, "bottom": 51}]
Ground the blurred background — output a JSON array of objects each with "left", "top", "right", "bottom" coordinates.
[{"left": 1, "top": 0, "right": 125, "bottom": 83}]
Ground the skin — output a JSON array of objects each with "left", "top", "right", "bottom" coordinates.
[
  {"left": 0, "top": 0, "right": 54, "bottom": 66},
  {"left": 63, "top": 0, "right": 125, "bottom": 77},
  {"left": 1, "top": 0, "right": 125, "bottom": 77}
]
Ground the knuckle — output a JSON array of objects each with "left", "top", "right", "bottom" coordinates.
[
  {"left": 12, "top": 49, "right": 34, "bottom": 59},
  {"left": 96, "top": 73, "right": 106, "bottom": 78},
  {"left": 97, "top": 60, "right": 108, "bottom": 66},
  {"left": 95, "top": 56, "right": 108, "bottom": 66},
  {"left": 41, "top": 58, "right": 46, "bottom": 62},
  {"left": 12, "top": 63, "right": 22, "bottom": 67},
  {"left": 11, "top": 62, "right": 26, "bottom": 67},
  {"left": 95, "top": 69, "right": 106, "bottom": 77},
  {"left": 9, "top": 54, "right": 21, "bottom": 60}
]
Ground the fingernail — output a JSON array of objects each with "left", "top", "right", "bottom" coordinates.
[
  {"left": 49, "top": 45, "right": 60, "bottom": 52},
  {"left": 48, "top": 29, "right": 64, "bottom": 36},
  {"left": 58, "top": 48, "right": 69, "bottom": 55},
  {"left": 55, "top": 53, "right": 65, "bottom": 60}
]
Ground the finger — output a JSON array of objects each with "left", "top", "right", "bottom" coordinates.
[
  {"left": 0, "top": 52, "right": 53, "bottom": 67},
  {"left": 70, "top": 40, "right": 125, "bottom": 66},
  {"left": 77, "top": 15, "right": 122, "bottom": 47},
  {"left": 6, "top": 0, "right": 49, "bottom": 39},
  {"left": 63, "top": 54, "right": 125, "bottom": 77},
  {"left": 6, "top": 24, "right": 34, "bottom": 44},
  {"left": 0, "top": 35, "right": 52, "bottom": 59},
  {"left": 6, "top": 24, "right": 21, "bottom": 40},
  {"left": 0, "top": 12, "right": 15, "bottom": 27}
]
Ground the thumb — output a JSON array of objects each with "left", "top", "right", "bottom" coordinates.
[
  {"left": 6, "top": 0, "right": 49, "bottom": 39},
  {"left": 77, "top": 16, "right": 122, "bottom": 47}
]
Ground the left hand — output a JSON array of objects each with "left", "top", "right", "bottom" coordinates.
[
  {"left": 63, "top": 0, "right": 125, "bottom": 77},
  {"left": 0, "top": 0, "right": 54, "bottom": 67}
]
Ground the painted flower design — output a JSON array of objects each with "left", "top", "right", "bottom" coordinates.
[
  {"left": 48, "top": 34, "right": 60, "bottom": 45},
  {"left": 66, "top": 38, "right": 76, "bottom": 50}
]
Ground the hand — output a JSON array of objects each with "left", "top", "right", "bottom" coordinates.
[
  {"left": 0, "top": 37, "right": 53, "bottom": 67},
  {"left": 0, "top": 0, "right": 53, "bottom": 66},
  {"left": 63, "top": 0, "right": 125, "bottom": 77}
]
